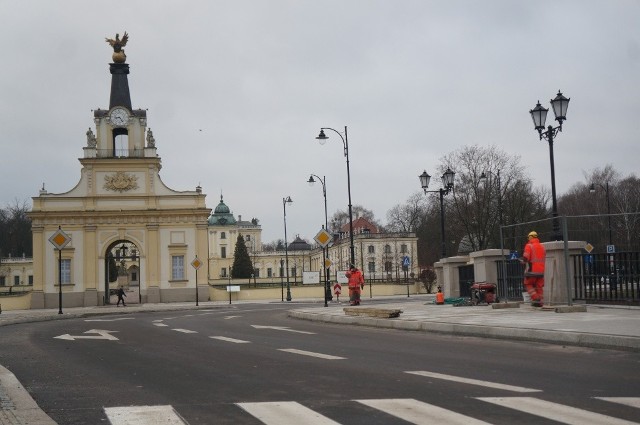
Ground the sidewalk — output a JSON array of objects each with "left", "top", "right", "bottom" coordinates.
[
  {"left": 290, "top": 296, "right": 640, "bottom": 352},
  {"left": 0, "top": 296, "right": 639, "bottom": 425}
]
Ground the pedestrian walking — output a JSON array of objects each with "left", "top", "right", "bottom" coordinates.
[
  {"left": 345, "top": 265, "right": 364, "bottom": 306},
  {"left": 116, "top": 286, "right": 127, "bottom": 307},
  {"left": 520, "top": 231, "right": 546, "bottom": 307}
]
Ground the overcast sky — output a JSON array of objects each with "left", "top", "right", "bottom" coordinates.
[{"left": 1, "top": 1, "right": 638, "bottom": 243}]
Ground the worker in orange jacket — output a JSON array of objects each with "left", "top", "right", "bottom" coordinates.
[
  {"left": 345, "top": 265, "right": 364, "bottom": 306},
  {"left": 520, "top": 231, "right": 546, "bottom": 307}
]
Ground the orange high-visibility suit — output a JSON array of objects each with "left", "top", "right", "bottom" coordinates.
[
  {"left": 522, "top": 235, "right": 546, "bottom": 306},
  {"left": 346, "top": 267, "right": 364, "bottom": 306}
]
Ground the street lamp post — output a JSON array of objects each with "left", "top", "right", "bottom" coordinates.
[
  {"left": 419, "top": 168, "right": 455, "bottom": 258},
  {"left": 130, "top": 247, "right": 141, "bottom": 304},
  {"left": 529, "top": 90, "right": 570, "bottom": 241},
  {"left": 316, "top": 127, "right": 355, "bottom": 267},
  {"left": 480, "top": 169, "right": 502, "bottom": 227},
  {"left": 280, "top": 258, "right": 284, "bottom": 302},
  {"left": 308, "top": 174, "right": 332, "bottom": 305},
  {"left": 590, "top": 182, "right": 613, "bottom": 246},
  {"left": 282, "top": 196, "right": 293, "bottom": 302}
]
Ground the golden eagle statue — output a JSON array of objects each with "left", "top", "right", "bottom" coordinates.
[{"left": 105, "top": 32, "right": 129, "bottom": 63}]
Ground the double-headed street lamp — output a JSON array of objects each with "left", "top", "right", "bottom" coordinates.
[
  {"left": 316, "top": 127, "right": 355, "bottom": 267},
  {"left": 529, "top": 90, "right": 570, "bottom": 240},
  {"left": 590, "top": 182, "right": 612, "bottom": 246},
  {"left": 419, "top": 168, "right": 455, "bottom": 258},
  {"left": 308, "top": 174, "right": 332, "bottom": 305},
  {"left": 282, "top": 196, "right": 293, "bottom": 302},
  {"left": 480, "top": 169, "right": 503, "bottom": 227}
]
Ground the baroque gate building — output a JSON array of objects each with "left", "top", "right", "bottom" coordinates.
[{"left": 28, "top": 35, "right": 210, "bottom": 308}]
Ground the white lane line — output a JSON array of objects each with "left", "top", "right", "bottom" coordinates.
[
  {"left": 104, "top": 405, "right": 187, "bottom": 424},
  {"left": 596, "top": 397, "right": 640, "bottom": 409},
  {"left": 210, "top": 336, "right": 250, "bottom": 344},
  {"left": 252, "top": 325, "right": 315, "bottom": 334},
  {"left": 278, "top": 349, "right": 345, "bottom": 360},
  {"left": 406, "top": 371, "right": 541, "bottom": 393},
  {"left": 224, "top": 315, "right": 241, "bottom": 319},
  {"left": 172, "top": 329, "right": 198, "bottom": 334},
  {"left": 85, "top": 318, "right": 135, "bottom": 322},
  {"left": 237, "top": 401, "right": 340, "bottom": 425},
  {"left": 478, "top": 397, "right": 639, "bottom": 425},
  {"left": 357, "top": 398, "right": 492, "bottom": 425},
  {"left": 153, "top": 323, "right": 169, "bottom": 327}
]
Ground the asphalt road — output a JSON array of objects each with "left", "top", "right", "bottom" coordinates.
[{"left": 1, "top": 303, "right": 639, "bottom": 424}]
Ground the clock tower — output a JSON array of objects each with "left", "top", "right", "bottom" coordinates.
[{"left": 29, "top": 33, "right": 211, "bottom": 308}]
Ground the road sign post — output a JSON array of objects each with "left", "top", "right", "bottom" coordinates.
[
  {"left": 48, "top": 226, "right": 71, "bottom": 314},
  {"left": 314, "top": 228, "right": 333, "bottom": 307},
  {"left": 191, "top": 256, "right": 202, "bottom": 306}
]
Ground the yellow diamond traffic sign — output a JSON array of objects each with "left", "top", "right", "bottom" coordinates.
[
  {"left": 191, "top": 257, "right": 203, "bottom": 270},
  {"left": 324, "top": 258, "right": 333, "bottom": 269},
  {"left": 584, "top": 243, "right": 594, "bottom": 253},
  {"left": 48, "top": 228, "right": 71, "bottom": 250},
  {"left": 314, "top": 228, "right": 332, "bottom": 248}
]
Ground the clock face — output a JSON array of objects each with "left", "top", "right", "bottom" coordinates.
[{"left": 109, "top": 108, "right": 130, "bottom": 126}]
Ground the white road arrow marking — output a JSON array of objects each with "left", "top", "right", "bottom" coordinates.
[
  {"left": 54, "top": 329, "right": 119, "bottom": 341},
  {"left": 85, "top": 318, "right": 135, "bottom": 322},
  {"left": 251, "top": 325, "right": 315, "bottom": 335}
]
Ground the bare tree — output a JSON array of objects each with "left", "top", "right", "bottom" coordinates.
[
  {"left": 385, "top": 192, "right": 427, "bottom": 232},
  {"left": 0, "top": 199, "right": 32, "bottom": 258},
  {"left": 439, "top": 145, "right": 532, "bottom": 252},
  {"left": 329, "top": 205, "right": 378, "bottom": 233}
]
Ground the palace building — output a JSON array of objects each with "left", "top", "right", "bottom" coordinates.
[{"left": 14, "top": 34, "right": 419, "bottom": 310}]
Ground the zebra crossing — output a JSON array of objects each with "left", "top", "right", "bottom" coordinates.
[{"left": 104, "top": 397, "right": 640, "bottom": 424}]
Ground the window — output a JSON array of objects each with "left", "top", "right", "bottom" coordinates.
[
  {"left": 368, "top": 245, "right": 375, "bottom": 254},
  {"left": 172, "top": 256, "right": 185, "bottom": 280},
  {"left": 246, "top": 235, "right": 251, "bottom": 241},
  {"left": 291, "top": 267, "right": 297, "bottom": 278},
  {"left": 368, "top": 262, "right": 376, "bottom": 273},
  {"left": 384, "top": 244, "right": 391, "bottom": 254},
  {"left": 0, "top": 276, "right": 5, "bottom": 286},
  {"left": 61, "top": 259, "right": 71, "bottom": 284},
  {"left": 267, "top": 268, "right": 273, "bottom": 278},
  {"left": 28, "top": 276, "right": 33, "bottom": 285},
  {"left": 384, "top": 261, "right": 392, "bottom": 272},
  {"left": 14, "top": 276, "right": 20, "bottom": 285},
  {"left": 131, "top": 272, "right": 137, "bottom": 281},
  {"left": 221, "top": 232, "right": 226, "bottom": 240},
  {"left": 401, "top": 244, "right": 407, "bottom": 253},
  {"left": 221, "top": 268, "right": 227, "bottom": 277},
  {"left": 254, "top": 269, "right": 260, "bottom": 278},
  {"left": 221, "top": 247, "right": 227, "bottom": 258}
]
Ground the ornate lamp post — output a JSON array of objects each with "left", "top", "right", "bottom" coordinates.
[
  {"left": 590, "top": 182, "right": 612, "bottom": 246},
  {"left": 308, "top": 174, "right": 332, "bottom": 305},
  {"left": 529, "top": 90, "right": 570, "bottom": 240},
  {"left": 316, "top": 127, "right": 355, "bottom": 267},
  {"left": 419, "top": 168, "right": 455, "bottom": 258},
  {"left": 282, "top": 196, "right": 293, "bottom": 302}
]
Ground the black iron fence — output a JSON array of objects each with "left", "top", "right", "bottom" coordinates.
[
  {"left": 496, "top": 259, "right": 525, "bottom": 301},
  {"left": 572, "top": 252, "right": 640, "bottom": 304}
]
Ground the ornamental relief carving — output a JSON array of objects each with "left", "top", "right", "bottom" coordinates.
[{"left": 104, "top": 171, "right": 139, "bottom": 192}]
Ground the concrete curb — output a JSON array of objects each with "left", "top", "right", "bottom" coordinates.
[
  {"left": 0, "top": 365, "right": 57, "bottom": 425},
  {"left": 287, "top": 310, "right": 640, "bottom": 352}
]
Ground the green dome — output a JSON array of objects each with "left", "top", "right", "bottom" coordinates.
[{"left": 208, "top": 195, "right": 237, "bottom": 226}]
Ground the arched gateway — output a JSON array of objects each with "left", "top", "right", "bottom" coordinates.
[{"left": 28, "top": 33, "right": 210, "bottom": 308}]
